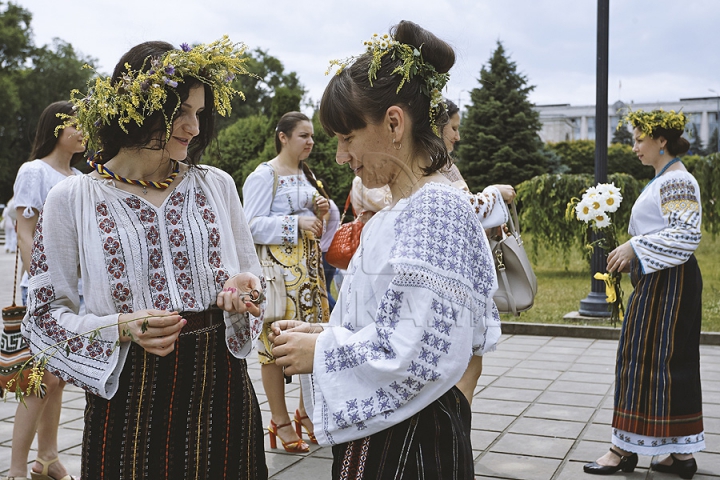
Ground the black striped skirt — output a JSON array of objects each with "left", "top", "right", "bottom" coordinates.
[
  {"left": 81, "top": 320, "right": 268, "bottom": 479},
  {"left": 613, "top": 255, "right": 704, "bottom": 447},
  {"left": 331, "top": 386, "right": 473, "bottom": 480}
]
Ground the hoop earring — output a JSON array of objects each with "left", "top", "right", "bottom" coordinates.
[
  {"left": 660, "top": 148, "right": 665, "bottom": 155},
  {"left": 392, "top": 138, "right": 402, "bottom": 150}
]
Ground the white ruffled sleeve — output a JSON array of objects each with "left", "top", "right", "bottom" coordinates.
[
  {"left": 22, "top": 180, "right": 128, "bottom": 399},
  {"left": 629, "top": 174, "right": 702, "bottom": 274},
  {"left": 467, "top": 186, "right": 509, "bottom": 229},
  {"left": 13, "top": 162, "right": 46, "bottom": 218},
  {"left": 242, "top": 164, "right": 299, "bottom": 245}
]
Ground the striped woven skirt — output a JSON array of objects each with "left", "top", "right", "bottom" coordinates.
[
  {"left": 612, "top": 255, "right": 705, "bottom": 455},
  {"left": 81, "top": 322, "right": 268, "bottom": 479},
  {"left": 331, "top": 386, "right": 473, "bottom": 480}
]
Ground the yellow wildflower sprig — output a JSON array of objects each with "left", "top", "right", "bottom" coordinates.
[
  {"left": 59, "top": 36, "right": 251, "bottom": 155},
  {"left": 618, "top": 108, "right": 689, "bottom": 138},
  {"left": 3, "top": 315, "right": 158, "bottom": 405},
  {"left": 326, "top": 33, "right": 450, "bottom": 135}
]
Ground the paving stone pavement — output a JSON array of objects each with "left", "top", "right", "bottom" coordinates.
[{"left": 1, "top": 249, "right": 719, "bottom": 479}]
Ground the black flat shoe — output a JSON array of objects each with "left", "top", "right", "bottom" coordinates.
[
  {"left": 583, "top": 447, "right": 638, "bottom": 475},
  {"left": 650, "top": 454, "right": 697, "bottom": 479}
]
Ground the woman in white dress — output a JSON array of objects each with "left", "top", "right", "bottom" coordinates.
[
  {"left": 242, "top": 111, "right": 330, "bottom": 452},
  {"left": 269, "top": 21, "right": 500, "bottom": 479},
  {"left": 7, "top": 101, "right": 84, "bottom": 480}
]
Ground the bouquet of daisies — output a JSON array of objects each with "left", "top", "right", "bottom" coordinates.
[{"left": 567, "top": 183, "right": 625, "bottom": 325}]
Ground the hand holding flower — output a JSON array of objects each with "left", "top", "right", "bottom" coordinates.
[
  {"left": 607, "top": 241, "right": 635, "bottom": 274},
  {"left": 118, "top": 310, "right": 185, "bottom": 357}
]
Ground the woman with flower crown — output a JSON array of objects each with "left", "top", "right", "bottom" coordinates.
[
  {"left": 21, "top": 39, "right": 268, "bottom": 479},
  {"left": 584, "top": 110, "right": 704, "bottom": 479},
  {"left": 268, "top": 21, "right": 500, "bottom": 479}
]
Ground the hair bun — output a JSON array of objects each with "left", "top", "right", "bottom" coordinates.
[{"left": 391, "top": 20, "right": 455, "bottom": 74}]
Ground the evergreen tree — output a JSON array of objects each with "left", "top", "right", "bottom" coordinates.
[
  {"left": 457, "top": 41, "right": 546, "bottom": 190},
  {"left": 687, "top": 124, "right": 705, "bottom": 156},
  {"left": 707, "top": 128, "right": 719, "bottom": 154},
  {"left": 611, "top": 125, "right": 633, "bottom": 146}
]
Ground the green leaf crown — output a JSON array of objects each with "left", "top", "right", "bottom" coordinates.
[
  {"left": 61, "top": 36, "right": 251, "bottom": 154},
  {"left": 618, "top": 108, "right": 689, "bottom": 138},
  {"left": 326, "top": 33, "right": 450, "bottom": 135}
]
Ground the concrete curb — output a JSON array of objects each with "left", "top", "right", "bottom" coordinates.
[{"left": 502, "top": 321, "right": 720, "bottom": 345}]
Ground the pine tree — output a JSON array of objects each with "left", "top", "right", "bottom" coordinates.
[
  {"left": 457, "top": 41, "right": 546, "bottom": 190},
  {"left": 611, "top": 126, "right": 633, "bottom": 146},
  {"left": 708, "top": 128, "right": 719, "bottom": 154}
]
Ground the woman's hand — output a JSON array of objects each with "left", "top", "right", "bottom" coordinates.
[
  {"left": 493, "top": 184, "right": 517, "bottom": 203},
  {"left": 298, "top": 215, "right": 323, "bottom": 237},
  {"left": 270, "top": 325, "right": 321, "bottom": 375},
  {"left": 217, "top": 272, "right": 263, "bottom": 317},
  {"left": 118, "top": 310, "right": 185, "bottom": 357},
  {"left": 607, "top": 241, "right": 636, "bottom": 273},
  {"left": 315, "top": 195, "right": 330, "bottom": 218}
]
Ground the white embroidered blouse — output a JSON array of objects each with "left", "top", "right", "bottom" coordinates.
[
  {"left": 628, "top": 170, "right": 702, "bottom": 274},
  {"left": 13, "top": 159, "right": 82, "bottom": 288},
  {"left": 22, "top": 166, "right": 263, "bottom": 399},
  {"left": 242, "top": 163, "right": 322, "bottom": 245},
  {"left": 301, "top": 183, "right": 501, "bottom": 445}
]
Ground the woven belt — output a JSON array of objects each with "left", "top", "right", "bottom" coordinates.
[{"left": 180, "top": 306, "right": 224, "bottom": 335}]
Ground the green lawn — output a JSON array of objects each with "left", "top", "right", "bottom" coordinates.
[{"left": 507, "top": 230, "right": 720, "bottom": 332}]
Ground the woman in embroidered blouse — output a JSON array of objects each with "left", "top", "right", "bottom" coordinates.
[
  {"left": 23, "top": 41, "right": 268, "bottom": 479},
  {"left": 584, "top": 110, "right": 703, "bottom": 478},
  {"left": 8, "top": 100, "right": 84, "bottom": 480},
  {"left": 242, "top": 111, "right": 331, "bottom": 453},
  {"left": 269, "top": 21, "right": 500, "bottom": 479}
]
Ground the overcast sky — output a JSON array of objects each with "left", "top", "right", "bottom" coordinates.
[{"left": 19, "top": 0, "right": 720, "bottom": 113}]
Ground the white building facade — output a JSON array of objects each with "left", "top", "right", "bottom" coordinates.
[{"left": 534, "top": 97, "right": 720, "bottom": 148}]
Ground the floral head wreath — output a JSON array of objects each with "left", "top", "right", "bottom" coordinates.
[
  {"left": 617, "top": 108, "right": 689, "bottom": 138},
  {"left": 62, "top": 36, "right": 251, "bottom": 155},
  {"left": 326, "top": 33, "right": 450, "bottom": 135}
]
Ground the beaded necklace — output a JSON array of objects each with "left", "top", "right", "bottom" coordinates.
[
  {"left": 88, "top": 159, "right": 180, "bottom": 194},
  {"left": 642, "top": 157, "right": 682, "bottom": 192}
]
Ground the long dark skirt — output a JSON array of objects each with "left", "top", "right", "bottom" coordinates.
[
  {"left": 82, "top": 324, "right": 268, "bottom": 480},
  {"left": 331, "top": 386, "right": 473, "bottom": 480},
  {"left": 612, "top": 255, "right": 704, "bottom": 453}
]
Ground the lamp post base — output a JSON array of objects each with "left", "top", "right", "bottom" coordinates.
[{"left": 579, "top": 291, "right": 611, "bottom": 317}]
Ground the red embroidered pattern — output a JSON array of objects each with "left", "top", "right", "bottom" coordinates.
[{"left": 96, "top": 201, "right": 133, "bottom": 313}]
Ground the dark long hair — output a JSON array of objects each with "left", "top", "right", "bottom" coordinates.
[
  {"left": 319, "top": 20, "right": 455, "bottom": 175},
  {"left": 28, "top": 101, "right": 76, "bottom": 161},
  {"left": 95, "top": 41, "right": 216, "bottom": 165}
]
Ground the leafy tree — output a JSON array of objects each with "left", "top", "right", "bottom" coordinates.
[
  {"left": 546, "top": 140, "right": 653, "bottom": 180},
  {"left": 0, "top": 2, "right": 95, "bottom": 202},
  {"left": 217, "top": 48, "right": 305, "bottom": 131},
  {"left": 608, "top": 143, "right": 653, "bottom": 180},
  {"left": 611, "top": 125, "right": 633, "bottom": 146},
  {"left": 546, "top": 140, "right": 595, "bottom": 174},
  {"left": 516, "top": 173, "right": 643, "bottom": 260},
  {"left": 306, "top": 112, "right": 353, "bottom": 207},
  {"left": 457, "top": 41, "right": 546, "bottom": 190}
]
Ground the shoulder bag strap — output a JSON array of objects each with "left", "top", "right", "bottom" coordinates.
[{"left": 11, "top": 248, "right": 20, "bottom": 307}]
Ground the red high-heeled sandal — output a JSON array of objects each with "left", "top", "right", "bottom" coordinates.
[
  {"left": 294, "top": 409, "right": 318, "bottom": 444},
  {"left": 268, "top": 419, "right": 310, "bottom": 453}
]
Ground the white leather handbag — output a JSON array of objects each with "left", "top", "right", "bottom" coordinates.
[{"left": 489, "top": 202, "right": 538, "bottom": 316}]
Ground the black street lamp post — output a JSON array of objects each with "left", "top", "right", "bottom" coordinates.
[{"left": 579, "top": 0, "right": 612, "bottom": 317}]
